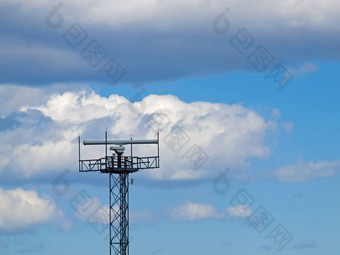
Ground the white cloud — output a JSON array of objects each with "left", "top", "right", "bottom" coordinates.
[
  {"left": 0, "top": 86, "right": 276, "bottom": 183},
  {"left": 26, "top": 91, "right": 128, "bottom": 124},
  {"left": 271, "top": 160, "right": 340, "bottom": 182},
  {"left": 0, "top": 188, "right": 64, "bottom": 233},
  {"left": 227, "top": 205, "right": 252, "bottom": 218},
  {"left": 169, "top": 202, "right": 253, "bottom": 221},
  {"left": 170, "top": 202, "right": 224, "bottom": 221}
]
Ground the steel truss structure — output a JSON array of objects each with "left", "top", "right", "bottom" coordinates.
[{"left": 78, "top": 132, "right": 159, "bottom": 255}]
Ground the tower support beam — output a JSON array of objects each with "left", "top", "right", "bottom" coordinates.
[{"left": 110, "top": 173, "right": 129, "bottom": 255}]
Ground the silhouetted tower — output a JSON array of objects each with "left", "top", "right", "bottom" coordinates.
[{"left": 78, "top": 132, "right": 160, "bottom": 255}]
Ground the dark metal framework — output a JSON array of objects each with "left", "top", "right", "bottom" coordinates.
[{"left": 78, "top": 132, "right": 159, "bottom": 255}]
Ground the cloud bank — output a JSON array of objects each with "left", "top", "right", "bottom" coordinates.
[
  {"left": 0, "top": 85, "right": 275, "bottom": 184},
  {"left": 1, "top": 0, "right": 339, "bottom": 85}
]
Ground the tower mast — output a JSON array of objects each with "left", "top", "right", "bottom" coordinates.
[{"left": 78, "top": 133, "right": 160, "bottom": 255}]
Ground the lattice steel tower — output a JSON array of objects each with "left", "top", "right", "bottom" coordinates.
[{"left": 78, "top": 132, "right": 160, "bottom": 255}]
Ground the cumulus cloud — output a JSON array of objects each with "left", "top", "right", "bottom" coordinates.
[
  {"left": 0, "top": 86, "right": 276, "bottom": 184},
  {"left": 1, "top": 0, "right": 339, "bottom": 84},
  {"left": 0, "top": 188, "right": 64, "bottom": 233},
  {"left": 270, "top": 160, "right": 340, "bottom": 182},
  {"left": 169, "top": 202, "right": 252, "bottom": 221}
]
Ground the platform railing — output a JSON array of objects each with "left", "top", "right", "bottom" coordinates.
[{"left": 79, "top": 156, "right": 159, "bottom": 172}]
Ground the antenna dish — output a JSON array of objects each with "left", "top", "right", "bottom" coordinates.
[{"left": 83, "top": 139, "right": 158, "bottom": 145}]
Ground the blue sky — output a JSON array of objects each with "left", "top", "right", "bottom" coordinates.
[{"left": 0, "top": 0, "right": 340, "bottom": 254}]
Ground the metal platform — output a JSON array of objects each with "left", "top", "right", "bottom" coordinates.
[{"left": 79, "top": 155, "right": 159, "bottom": 174}]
